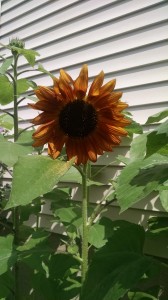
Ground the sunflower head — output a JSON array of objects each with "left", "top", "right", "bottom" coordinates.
[{"left": 29, "top": 65, "right": 131, "bottom": 165}]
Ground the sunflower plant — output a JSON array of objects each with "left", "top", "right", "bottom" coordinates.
[{"left": 0, "top": 39, "right": 168, "bottom": 300}]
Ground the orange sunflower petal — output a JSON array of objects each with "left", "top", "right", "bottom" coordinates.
[
  {"left": 31, "top": 112, "right": 58, "bottom": 125},
  {"left": 59, "top": 78, "right": 74, "bottom": 102},
  {"left": 74, "top": 64, "right": 88, "bottom": 99},
  {"left": 60, "top": 69, "right": 74, "bottom": 84},
  {"left": 32, "top": 121, "right": 55, "bottom": 139},
  {"left": 53, "top": 77, "right": 60, "bottom": 95},
  {"left": 28, "top": 100, "right": 58, "bottom": 112},
  {"left": 100, "top": 79, "right": 116, "bottom": 94},
  {"left": 48, "top": 135, "right": 66, "bottom": 159},
  {"left": 88, "top": 71, "right": 104, "bottom": 97},
  {"left": 35, "top": 86, "right": 56, "bottom": 101}
]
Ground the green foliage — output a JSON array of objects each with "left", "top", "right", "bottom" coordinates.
[
  {"left": 146, "top": 120, "right": 168, "bottom": 157},
  {"left": 126, "top": 119, "right": 143, "bottom": 135},
  {"left": 128, "top": 292, "right": 157, "bottom": 299},
  {"left": 0, "top": 113, "right": 13, "bottom": 130},
  {"left": 81, "top": 221, "right": 157, "bottom": 300},
  {"left": 0, "top": 75, "right": 13, "bottom": 105},
  {"left": 5, "top": 156, "right": 75, "bottom": 209},
  {"left": 17, "top": 78, "right": 36, "bottom": 95},
  {"left": 0, "top": 58, "right": 13, "bottom": 75},
  {"left": 0, "top": 235, "right": 16, "bottom": 275},
  {"left": 0, "top": 140, "right": 32, "bottom": 167},
  {"left": 10, "top": 46, "right": 40, "bottom": 66},
  {"left": 146, "top": 109, "right": 168, "bottom": 124},
  {"left": 116, "top": 153, "right": 168, "bottom": 212},
  {"left": 0, "top": 38, "right": 167, "bottom": 300}
]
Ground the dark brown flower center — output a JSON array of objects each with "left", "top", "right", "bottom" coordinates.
[{"left": 59, "top": 100, "right": 97, "bottom": 138}]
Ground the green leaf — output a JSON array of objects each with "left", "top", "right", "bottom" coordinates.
[
  {"left": 5, "top": 156, "right": 74, "bottom": 209},
  {"left": 17, "top": 78, "right": 35, "bottom": 95},
  {"left": 0, "top": 75, "right": 13, "bottom": 105},
  {"left": 53, "top": 203, "right": 82, "bottom": 228},
  {"left": 0, "top": 140, "right": 33, "bottom": 166},
  {"left": 116, "top": 154, "right": 168, "bottom": 212},
  {"left": 88, "top": 223, "right": 107, "bottom": 248},
  {"left": 146, "top": 109, "right": 168, "bottom": 124},
  {"left": 0, "top": 58, "right": 13, "bottom": 74},
  {"left": 129, "top": 133, "right": 147, "bottom": 162},
  {"left": 17, "top": 229, "right": 49, "bottom": 252},
  {"left": 81, "top": 253, "right": 153, "bottom": 300},
  {"left": 0, "top": 235, "right": 16, "bottom": 275},
  {"left": 128, "top": 291, "right": 157, "bottom": 300},
  {"left": 125, "top": 119, "right": 143, "bottom": 135},
  {"left": 44, "top": 187, "right": 71, "bottom": 201},
  {"left": 159, "top": 183, "right": 168, "bottom": 212},
  {"left": 81, "top": 222, "right": 154, "bottom": 300},
  {"left": 28, "top": 253, "right": 80, "bottom": 300},
  {"left": 88, "top": 218, "right": 114, "bottom": 248},
  {"left": 0, "top": 113, "right": 13, "bottom": 130},
  {"left": 157, "top": 119, "right": 168, "bottom": 136},
  {"left": 97, "top": 220, "right": 145, "bottom": 255},
  {"left": 0, "top": 271, "right": 14, "bottom": 299},
  {"left": 11, "top": 46, "right": 40, "bottom": 66},
  {"left": 146, "top": 130, "right": 168, "bottom": 157},
  {"left": 17, "top": 129, "right": 34, "bottom": 146}
]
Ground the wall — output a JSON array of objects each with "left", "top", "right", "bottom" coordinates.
[{"left": 0, "top": 0, "right": 168, "bottom": 257}]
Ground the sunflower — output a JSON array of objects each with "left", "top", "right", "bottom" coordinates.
[{"left": 29, "top": 65, "right": 130, "bottom": 165}]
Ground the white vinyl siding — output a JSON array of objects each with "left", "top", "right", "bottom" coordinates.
[{"left": 0, "top": 0, "right": 168, "bottom": 257}]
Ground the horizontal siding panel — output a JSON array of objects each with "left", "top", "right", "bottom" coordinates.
[
  {"left": 1, "top": 0, "right": 51, "bottom": 19},
  {"left": 0, "top": 0, "right": 118, "bottom": 38},
  {"left": 0, "top": 0, "right": 166, "bottom": 47},
  {"left": 13, "top": 28, "right": 168, "bottom": 74},
  {"left": 1, "top": 0, "right": 76, "bottom": 24}
]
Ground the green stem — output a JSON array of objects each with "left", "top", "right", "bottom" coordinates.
[
  {"left": 12, "top": 53, "right": 20, "bottom": 300},
  {"left": 13, "top": 54, "right": 19, "bottom": 142},
  {"left": 81, "top": 163, "right": 89, "bottom": 284}
]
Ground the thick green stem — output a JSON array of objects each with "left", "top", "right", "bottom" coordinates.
[
  {"left": 81, "top": 163, "right": 89, "bottom": 284},
  {"left": 13, "top": 55, "right": 19, "bottom": 142},
  {"left": 12, "top": 53, "right": 20, "bottom": 300}
]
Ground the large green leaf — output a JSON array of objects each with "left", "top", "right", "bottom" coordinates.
[
  {"left": 0, "top": 75, "right": 13, "bottom": 105},
  {"left": 0, "top": 140, "right": 33, "bottom": 166},
  {"left": 0, "top": 235, "right": 16, "bottom": 275},
  {"left": 81, "top": 221, "right": 155, "bottom": 300},
  {"left": 146, "top": 109, "right": 168, "bottom": 124},
  {"left": 0, "top": 58, "right": 13, "bottom": 74},
  {"left": 116, "top": 154, "right": 168, "bottom": 212},
  {"left": 5, "top": 156, "right": 74, "bottom": 209}
]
